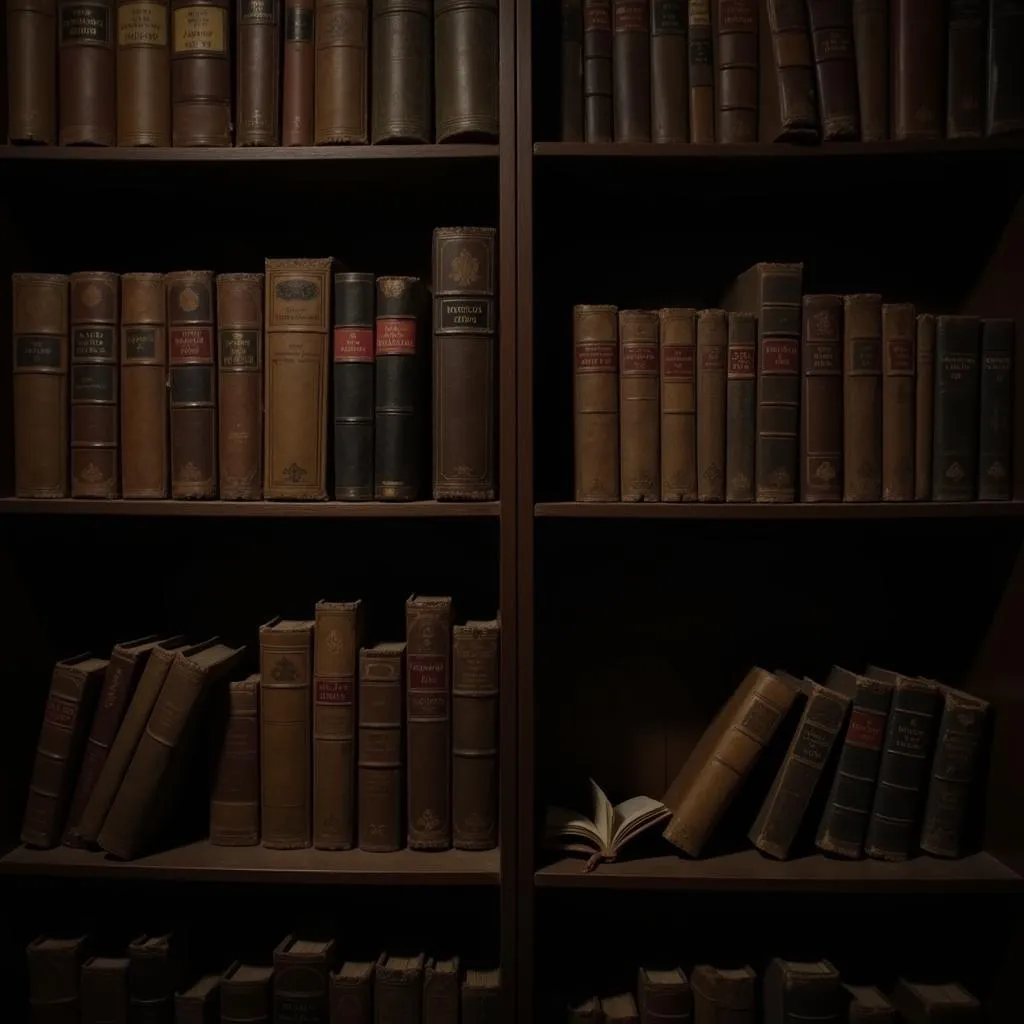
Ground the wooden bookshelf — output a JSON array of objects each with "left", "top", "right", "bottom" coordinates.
[{"left": 534, "top": 501, "right": 1024, "bottom": 520}]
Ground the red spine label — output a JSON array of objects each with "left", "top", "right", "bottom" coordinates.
[
  {"left": 728, "top": 345, "right": 755, "bottom": 377},
  {"left": 762, "top": 338, "right": 799, "bottom": 372},
  {"left": 316, "top": 678, "right": 353, "bottom": 704},
  {"left": 333, "top": 327, "right": 374, "bottom": 362},
  {"left": 408, "top": 656, "right": 446, "bottom": 690},
  {"left": 620, "top": 341, "right": 658, "bottom": 373},
  {"left": 376, "top": 318, "right": 417, "bottom": 355},
  {"left": 700, "top": 345, "right": 725, "bottom": 370},
  {"left": 846, "top": 708, "right": 886, "bottom": 750},
  {"left": 584, "top": 0, "right": 612, "bottom": 31},
  {"left": 170, "top": 327, "right": 213, "bottom": 361},
  {"left": 662, "top": 344, "right": 694, "bottom": 379},
  {"left": 576, "top": 339, "right": 617, "bottom": 371},
  {"left": 45, "top": 695, "right": 77, "bottom": 730},
  {"left": 886, "top": 338, "right": 915, "bottom": 372}
]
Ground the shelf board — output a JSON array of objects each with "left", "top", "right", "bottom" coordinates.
[
  {"left": 0, "top": 841, "right": 500, "bottom": 885},
  {"left": 0, "top": 144, "right": 498, "bottom": 163},
  {"left": 535, "top": 501, "right": 1024, "bottom": 520},
  {"left": 535, "top": 850, "right": 1023, "bottom": 893}
]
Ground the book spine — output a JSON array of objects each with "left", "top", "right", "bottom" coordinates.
[
  {"left": 358, "top": 646, "right": 405, "bottom": 851},
  {"left": 377, "top": 960, "right": 426, "bottom": 1024},
  {"left": 274, "top": 945, "right": 334, "bottom": 1023},
  {"left": 696, "top": 309, "right": 727, "bottom": 501},
  {"left": 914, "top": 314, "right": 935, "bottom": 500},
  {"left": 210, "top": 675, "right": 260, "bottom": 846},
  {"left": 765, "top": 0, "right": 819, "bottom": 139},
  {"left": 236, "top": 0, "right": 280, "bottom": 145},
  {"left": 619, "top": 310, "right": 660, "bottom": 501},
  {"left": 947, "top": 0, "right": 986, "bottom": 138},
  {"left": 851, "top": 0, "right": 888, "bottom": 139},
  {"left": 842, "top": 293, "right": 883, "bottom": 502},
  {"left": 371, "top": 0, "right": 432, "bottom": 143},
  {"left": 7, "top": 0, "right": 57, "bottom": 143},
  {"left": 117, "top": 0, "right": 170, "bottom": 144},
  {"left": 562, "top": 0, "right": 585, "bottom": 141},
  {"left": 29, "top": 938, "right": 89, "bottom": 1022},
  {"left": 687, "top": 0, "right": 713, "bottom": 141},
  {"left": 932, "top": 316, "right": 981, "bottom": 501},
  {"left": 282, "top": 0, "right": 314, "bottom": 143},
  {"left": 715, "top": 0, "right": 758, "bottom": 144},
  {"left": 764, "top": 961, "right": 841, "bottom": 1024},
  {"left": 612, "top": 0, "right": 651, "bottom": 141},
  {"left": 435, "top": 0, "right": 499, "bottom": 142},
  {"left": 127, "top": 939, "right": 176, "bottom": 1023},
  {"left": 583, "top": 0, "right": 613, "bottom": 141},
  {"left": 330, "top": 968, "right": 374, "bottom": 1024},
  {"left": 81, "top": 957, "right": 129, "bottom": 1024},
  {"left": 424, "top": 960, "right": 460, "bottom": 1024},
  {"left": 806, "top": 0, "right": 858, "bottom": 140},
  {"left": 725, "top": 311, "right": 756, "bottom": 502},
  {"left": 892, "top": 0, "right": 945, "bottom": 140},
  {"left": 59, "top": 0, "right": 115, "bottom": 144},
  {"left": 171, "top": 0, "right": 231, "bottom": 144},
  {"left": 881, "top": 303, "right": 916, "bottom": 502},
  {"left": 987, "top": 0, "right": 1024, "bottom": 136},
  {"left": 221, "top": 968, "right": 273, "bottom": 1024},
  {"left": 659, "top": 308, "right": 697, "bottom": 501},
  {"left": 315, "top": 0, "right": 369, "bottom": 144},
  {"left": 978, "top": 318, "right": 1015, "bottom": 500},
  {"left": 650, "top": 1, "right": 686, "bottom": 142},
  {"left": 801, "top": 294, "right": 843, "bottom": 502},
  {"left": 574, "top": 304, "right": 620, "bottom": 501}
]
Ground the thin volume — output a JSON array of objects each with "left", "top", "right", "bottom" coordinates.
[
  {"left": 947, "top": 0, "right": 985, "bottom": 139},
  {"left": 687, "top": 0, "right": 713, "bottom": 141},
  {"left": 659, "top": 307, "right": 697, "bottom": 502},
  {"left": 892, "top": 0, "right": 945, "bottom": 140},
  {"left": 714, "top": 0, "right": 758, "bottom": 144},
  {"left": 612, "top": 0, "right": 651, "bottom": 141},
  {"left": 283, "top": 0, "right": 315, "bottom": 144},
  {"left": 562, "top": 0, "right": 584, "bottom": 141},
  {"left": 435, "top": 0, "right": 499, "bottom": 142},
  {"left": 574, "top": 304, "right": 619, "bottom": 501},
  {"left": 583, "top": 0, "right": 613, "bottom": 141},
  {"left": 881, "top": 303, "right": 916, "bottom": 502},
  {"left": 170, "top": 0, "right": 231, "bottom": 144},
  {"left": 806, "top": 0, "right": 859, "bottom": 140},
  {"left": 372, "top": 0, "right": 433, "bottom": 143},
  {"left": 59, "top": 0, "right": 116, "bottom": 144},
  {"left": 913, "top": 314, "right": 935, "bottom": 500},
  {"left": 618, "top": 309, "right": 660, "bottom": 501},
  {"left": 236, "top": 0, "right": 281, "bottom": 145},
  {"left": 762, "top": 0, "right": 820, "bottom": 141},
  {"left": 978, "top": 318, "right": 1015, "bottom": 500},
  {"left": 987, "top": 0, "right": 1024, "bottom": 136},
  {"left": 315, "top": 0, "right": 369, "bottom": 144},
  {"left": 117, "top": 0, "right": 171, "bottom": 145},
  {"left": 725, "top": 311, "right": 756, "bottom": 503},
  {"left": 932, "top": 315, "right": 981, "bottom": 501},
  {"left": 842, "top": 293, "right": 882, "bottom": 502},
  {"left": 852, "top": 0, "right": 888, "bottom": 139},
  {"left": 7, "top": 0, "right": 57, "bottom": 142},
  {"left": 801, "top": 294, "right": 843, "bottom": 502},
  {"left": 696, "top": 309, "right": 726, "bottom": 502}
]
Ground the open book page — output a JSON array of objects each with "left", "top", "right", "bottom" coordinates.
[
  {"left": 544, "top": 803, "right": 604, "bottom": 853},
  {"left": 589, "top": 778, "right": 615, "bottom": 849},
  {"left": 610, "top": 795, "right": 670, "bottom": 852}
]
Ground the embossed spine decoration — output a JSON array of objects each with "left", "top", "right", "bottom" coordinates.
[
  {"left": 117, "top": 0, "right": 171, "bottom": 144},
  {"left": 315, "top": 0, "right": 369, "bottom": 143},
  {"left": 237, "top": 0, "right": 280, "bottom": 144},
  {"left": 283, "top": 0, "right": 315, "bottom": 143},
  {"left": 932, "top": 316, "right": 981, "bottom": 501},
  {"left": 725, "top": 311, "right": 756, "bottom": 502},
  {"left": 618, "top": 309, "right": 659, "bottom": 501},
  {"left": 801, "top": 295, "right": 843, "bottom": 501},
  {"left": 659, "top": 307, "right": 696, "bottom": 502},
  {"left": 435, "top": 0, "right": 498, "bottom": 141},
  {"left": 371, "top": 0, "right": 432, "bottom": 143},
  {"left": 170, "top": 0, "right": 231, "bottom": 145},
  {"left": 573, "top": 304, "right": 619, "bottom": 501},
  {"left": 59, "top": 0, "right": 116, "bottom": 143},
  {"left": 696, "top": 308, "right": 726, "bottom": 502},
  {"left": 8, "top": 0, "right": 57, "bottom": 142},
  {"left": 842, "top": 293, "right": 883, "bottom": 502}
]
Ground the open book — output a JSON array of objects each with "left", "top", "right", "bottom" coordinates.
[{"left": 545, "top": 779, "right": 670, "bottom": 871}]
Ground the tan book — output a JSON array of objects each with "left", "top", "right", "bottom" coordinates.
[
  {"left": 573, "top": 304, "right": 619, "bottom": 501},
  {"left": 210, "top": 673, "right": 261, "bottom": 846},
  {"left": 618, "top": 309, "right": 660, "bottom": 502},
  {"left": 696, "top": 309, "right": 727, "bottom": 502}
]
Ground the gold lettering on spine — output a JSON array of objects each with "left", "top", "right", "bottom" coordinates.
[
  {"left": 118, "top": 1, "right": 167, "bottom": 45},
  {"left": 172, "top": 5, "right": 226, "bottom": 52}
]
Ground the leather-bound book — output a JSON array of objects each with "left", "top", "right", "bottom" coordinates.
[
  {"left": 763, "top": 960, "right": 841, "bottom": 1024},
  {"left": 237, "top": 0, "right": 280, "bottom": 145},
  {"left": 358, "top": 642, "right": 406, "bottom": 851},
  {"left": 583, "top": 0, "right": 613, "bottom": 141},
  {"left": 116, "top": 0, "right": 171, "bottom": 145},
  {"left": 650, "top": 0, "right": 687, "bottom": 142},
  {"left": 932, "top": 315, "right": 981, "bottom": 501},
  {"left": 377, "top": 956, "right": 425, "bottom": 1024},
  {"left": 81, "top": 956, "right": 129, "bottom": 1024},
  {"left": 612, "top": 0, "right": 651, "bottom": 141},
  {"left": 947, "top": 0, "right": 985, "bottom": 138},
  {"left": 687, "top": 0, "right": 713, "bottom": 142},
  {"left": 222, "top": 964, "right": 274, "bottom": 1024},
  {"left": 436, "top": 0, "right": 499, "bottom": 142},
  {"left": 58, "top": 0, "right": 115, "bottom": 144},
  {"left": 274, "top": 939, "right": 337, "bottom": 1024},
  {"left": 881, "top": 302, "right": 916, "bottom": 502},
  {"left": 696, "top": 309, "right": 726, "bottom": 502},
  {"left": 315, "top": 0, "right": 369, "bottom": 144},
  {"left": 264, "top": 258, "right": 333, "bottom": 500},
  {"left": 371, "top": 0, "right": 432, "bottom": 143},
  {"left": 406, "top": 594, "right": 453, "bottom": 849},
  {"left": 619, "top": 309, "right": 659, "bottom": 501},
  {"left": 167, "top": 270, "right": 217, "bottom": 499},
  {"left": 914, "top": 313, "right": 935, "bottom": 500},
  {"left": 601, "top": 994, "right": 639, "bottom": 1024},
  {"left": 127, "top": 934, "right": 178, "bottom": 1024},
  {"left": 12, "top": 273, "right": 69, "bottom": 498},
  {"left": 891, "top": 982, "right": 981, "bottom": 1024},
  {"left": 806, "top": 0, "right": 858, "bottom": 140},
  {"left": 659, "top": 308, "right": 696, "bottom": 502},
  {"left": 987, "top": 0, "right": 1024, "bottom": 136},
  {"left": 70, "top": 271, "right": 119, "bottom": 499},
  {"left": 892, "top": 0, "right": 945, "bottom": 140},
  {"left": 217, "top": 273, "right": 264, "bottom": 500},
  {"left": 662, "top": 668, "right": 801, "bottom": 856},
  {"left": 432, "top": 226, "right": 497, "bottom": 500},
  {"left": 762, "top": 0, "right": 819, "bottom": 141},
  {"left": 333, "top": 272, "right": 376, "bottom": 499},
  {"left": 843, "top": 985, "right": 896, "bottom": 1024},
  {"left": 692, "top": 966, "right": 755, "bottom": 1024},
  {"left": 714, "top": 0, "right": 758, "bottom": 144},
  {"left": 568, "top": 995, "right": 603, "bottom": 1024},
  {"left": 22, "top": 654, "right": 107, "bottom": 849},
  {"left": 332, "top": 961, "right": 377, "bottom": 1024},
  {"left": 210, "top": 673, "right": 260, "bottom": 846},
  {"left": 852, "top": 0, "right": 887, "bottom": 140},
  {"left": 424, "top": 957, "right": 460, "bottom": 1024},
  {"left": 842, "top": 293, "right": 882, "bottom": 502},
  {"left": 574, "top": 304, "right": 619, "bottom": 501},
  {"left": 978, "top": 318, "right": 1015, "bottom": 500},
  {"left": 283, "top": 0, "right": 315, "bottom": 144},
  {"left": 7, "top": 0, "right": 57, "bottom": 143},
  {"left": 313, "top": 599, "right": 363, "bottom": 850},
  {"left": 121, "top": 273, "right": 169, "bottom": 498},
  {"left": 98, "top": 640, "right": 245, "bottom": 859},
  {"left": 171, "top": 0, "right": 231, "bottom": 145},
  {"left": 375, "top": 275, "right": 425, "bottom": 500},
  {"left": 260, "top": 618, "right": 314, "bottom": 849},
  {"left": 177, "top": 975, "right": 221, "bottom": 1023},
  {"left": 725, "top": 311, "right": 756, "bottom": 503},
  {"left": 801, "top": 295, "right": 843, "bottom": 502},
  {"left": 637, "top": 967, "right": 691, "bottom": 1024},
  {"left": 462, "top": 969, "right": 501, "bottom": 1024},
  {"left": 27, "top": 935, "right": 89, "bottom": 1024},
  {"left": 562, "top": 0, "right": 584, "bottom": 141},
  {"left": 452, "top": 618, "right": 499, "bottom": 850}
]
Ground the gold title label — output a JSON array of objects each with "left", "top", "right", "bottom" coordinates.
[
  {"left": 172, "top": 5, "right": 226, "bottom": 53},
  {"left": 118, "top": 2, "right": 167, "bottom": 46}
]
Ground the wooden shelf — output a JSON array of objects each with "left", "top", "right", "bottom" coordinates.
[
  {"left": 535, "top": 501, "right": 1024, "bottom": 520},
  {"left": 0, "top": 842, "right": 500, "bottom": 885},
  {"left": 535, "top": 850, "right": 1023, "bottom": 893},
  {"left": 0, "top": 144, "right": 498, "bottom": 163}
]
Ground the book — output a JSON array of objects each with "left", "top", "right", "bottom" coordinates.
[
  {"left": 762, "top": 0, "right": 819, "bottom": 141},
  {"left": 619, "top": 309, "right": 660, "bottom": 501},
  {"left": 891, "top": 981, "right": 981, "bottom": 1024},
  {"left": 852, "top": 0, "right": 888, "bottom": 140},
  {"left": 7, "top": 0, "right": 56, "bottom": 143},
  {"left": 210, "top": 673, "right": 261, "bottom": 847},
  {"left": 273, "top": 937, "right": 338, "bottom": 1023},
  {"left": 170, "top": 0, "right": 230, "bottom": 145},
  {"left": 176, "top": 974, "right": 221, "bottom": 1023},
  {"left": 764, "top": 959, "right": 842, "bottom": 1024},
  {"left": 659, "top": 308, "right": 697, "bottom": 502},
  {"left": 637, "top": 967, "right": 691, "bottom": 1024},
  {"left": 583, "top": 0, "right": 613, "bottom": 141},
  {"left": 117, "top": 0, "right": 170, "bottom": 145},
  {"left": 602, "top": 994, "right": 639, "bottom": 1024},
  {"left": 892, "top": 0, "right": 945, "bottom": 141},
  {"left": 725, "top": 311, "right": 756, "bottom": 502},
  {"left": 692, "top": 965, "right": 755, "bottom": 1024},
  {"left": 650, "top": 0, "right": 687, "bottom": 143},
  {"left": 424, "top": 956, "right": 460, "bottom": 1024},
  {"left": 978, "top": 318, "right": 1015, "bottom": 501},
  {"left": 562, "top": 0, "right": 584, "bottom": 141},
  {"left": 27, "top": 936, "right": 89, "bottom": 1022},
  {"left": 435, "top": 0, "right": 499, "bottom": 142},
  {"left": 687, "top": 0, "right": 712, "bottom": 142},
  {"left": 574, "top": 304, "right": 620, "bottom": 501},
  {"left": 221, "top": 963, "right": 274, "bottom": 1024},
  {"left": 371, "top": 0, "right": 431, "bottom": 142},
  {"left": 59, "top": 0, "right": 115, "bottom": 144},
  {"left": 611, "top": 0, "right": 651, "bottom": 141},
  {"left": 128, "top": 934, "right": 178, "bottom": 1023},
  {"left": 843, "top": 984, "right": 896, "bottom": 1023},
  {"left": 315, "top": 0, "right": 369, "bottom": 144},
  {"left": 236, "top": 0, "right": 280, "bottom": 145},
  {"left": 714, "top": 0, "right": 758, "bottom": 144},
  {"left": 282, "top": 0, "right": 314, "bottom": 144},
  {"left": 881, "top": 302, "right": 916, "bottom": 502},
  {"left": 330, "top": 960, "right": 376, "bottom": 1024},
  {"left": 377, "top": 955, "right": 425, "bottom": 1024},
  {"left": 695, "top": 309, "right": 726, "bottom": 502},
  {"left": 843, "top": 293, "right": 883, "bottom": 502},
  {"left": 932, "top": 316, "right": 981, "bottom": 501},
  {"left": 462, "top": 969, "right": 501, "bottom": 1024},
  {"left": 81, "top": 955, "right": 129, "bottom": 1024},
  {"left": 806, "top": 0, "right": 858, "bottom": 140},
  {"left": 801, "top": 294, "right": 843, "bottom": 502}
]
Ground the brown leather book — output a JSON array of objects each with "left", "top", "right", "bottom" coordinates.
[
  {"left": 117, "top": 0, "right": 171, "bottom": 145},
  {"left": 602, "top": 994, "right": 639, "bottom": 1024},
  {"left": 764, "top": 960, "right": 841, "bottom": 1024},
  {"left": 851, "top": 0, "right": 887, "bottom": 140},
  {"left": 843, "top": 985, "right": 896, "bottom": 1024},
  {"left": 452, "top": 618, "right": 500, "bottom": 851},
  {"left": 987, "top": 0, "right": 1024, "bottom": 136},
  {"left": 171, "top": 0, "right": 231, "bottom": 145},
  {"left": 947, "top": 0, "right": 985, "bottom": 138},
  {"left": 436, "top": 0, "right": 499, "bottom": 141},
  {"left": 462, "top": 969, "right": 501, "bottom": 1024},
  {"left": 932, "top": 315, "right": 981, "bottom": 501},
  {"left": 424, "top": 957, "right": 460, "bottom": 1024},
  {"left": 358, "top": 642, "right": 406, "bottom": 851},
  {"left": 619, "top": 309, "right": 659, "bottom": 501},
  {"left": 22, "top": 654, "right": 107, "bottom": 849},
  {"left": 692, "top": 966, "right": 755, "bottom": 1024},
  {"left": 313, "top": 599, "right": 363, "bottom": 850},
  {"left": 237, "top": 0, "right": 280, "bottom": 145},
  {"left": 891, "top": 982, "right": 981, "bottom": 1024},
  {"left": 127, "top": 934, "right": 178, "bottom": 1024},
  {"left": 12, "top": 273, "right": 69, "bottom": 499},
  {"left": 881, "top": 302, "right": 916, "bottom": 502},
  {"left": 177, "top": 975, "right": 221, "bottom": 1023},
  {"left": 914, "top": 313, "right": 935, "bottom": 500},
  {"left": 315, "top": 0, "right": 369, "bottom": 144},
  {"left": 659, "top": 307, "right": 697, "bottom": 502},
  {"left": 121, "top": 273, "right": 169, "bottom": 498},
  {"left": 801, "top": 294, "right": 843, "bottom": 502},
  {"left": 806, "top": 0, "right": 858, "bottom": 140},
  {"left": 842, "top": 293, "right": 882, "bottom": 502},
  {"left": 407, "top": 594, "right": 453, "bottom": 850},
  {"left": 725, "top": 311, "right": 756, "bottom": 503},
  {"left": 98, "top": 640, "right": 245, "bottom": 859},
  {"left": 562, "top": 0, "right": 585, "bottom": 141},
  {"left": 432, "top": 226, "right": 497, "bottom": 500},
  {"left": 687, "top": 0, "right": 713, "bottom": 141},
  {"left": 58, "top": 0, "right": 115, "bottom": 144},
  {"left": 7, "top": 0, "right": 57, "bottom": 143},
  {"left": 574, "top": 304, "right": 619, "bottom": 501},
  {"left": 762, "top": 0, "right": 820, "bottom": 141},
  {"left": 892, "top": 0, "right": 945, "bottom": 140},
  {"left": 222, "top": 963, "right": 274, "bottom": 1024},
  {"left": 210, "top": 673, "right": 260, "bottom": 846},
  {"left": 583, "top": 0, "right": 613, "bottom": 141},
  {"left": 696, "top": 309, "right": 726, "bottom": 501},
  {"left": 377, "top": 956, "right": 425, "bottom": 1024},
  {"left": 167, "top": 269, "right": 217, "bottom": 499},
  {"left": 28, "top": 935, "right": 89, "bottom": 1023},
  {"left": 331, "top": 961, "right": 377, "bottom": 1024},
  {"left": 264, "top": 258, "right": 332, "bottom": 500},
  {"left": 260, "top": 618, "right": 314, "bottom": 849},
  {"left": 662, "top": 667, "right": 801, "bottom": 856},
  {"left": 979, "top": 318, "right": 1015, "bottom": 500},
  {"left": 372, "top": 0, "right": 432, "bottom": 142},
  {"left": 612, "top": 0, "right": 651, "bottom": 141},
  {"left": 714, "top": 0, "right": 758, "bottom": 144},
  {"left": 275, "top": 938, "right": 338, "bottom": 1024},
  {"left": 81, "top": 956, "right": 129, "bottom": 1024},
  {"left": 283, "top": 0, "right": 315, "bottom": 143},
  {"left": 217, "top": 273, "right": 264, "bottom": 500},
  {"left": 637, "top": 967, "right": 691, "bottom": 1024},
  {"left": 650, "top": 0, "right": 687, "bottom": 142},
  {"left": 70, "top": 271, "right": 119, "bottom": 499}
]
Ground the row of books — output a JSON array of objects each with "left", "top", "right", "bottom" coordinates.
[
  {"left": 27, "top": 934, "right": 502, "bottom": 1024},
  {"left": 8, "top": 0, "right": 498, "bottom": 147},
  {"left": 12, "top": 229, "right": 496, "bottom": 503},
  {"left": 572, "top": 277, "right": 1015, "bottom": 504},
  {"left": 21, "top": 598, "right": 500, "bottom": 860},
  {"left": 560, "top": 0, "right": 1024, "bottom": 144}
]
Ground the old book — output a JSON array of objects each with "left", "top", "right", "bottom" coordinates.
[
  {"left": 260, "top": 618, "right": 314, "bottom": 849},
  {"left": 7, "top": 0, "right": 57, "bottom": 143},
  {"left": 562, "top": 0, "right": 584, "bottom": 141},
  {"left": 932, "top": 315, "right": 981, "bottom": 501},
  {"left": 843, "top": 293, "right": 882, "bottom": 502},
  {"left": 948, "top": 0, "right": 986, "bottom": 138},
  {"left": 801, "top": 294, "right": 843, "bottom": 502},
  {"left": 914, "top": 313, "right": 936, "bottom": 501},
  {"left": 843, "top": 985, "right": 896, "bottom": 1024},
  {"left": 121, "top": 273, "right": 169, "bottom": 498},
  {"left": 891, "top": 982, "right": 981, "bottom": 1024},
  {"left": 763, "top": 960, "right": 841, "bottom": 1024},
  {"left": 714, "top": 0, "right": 758, "bottom": 143},
  {"left": 433, "top": 226, "right": 497, "bottom": 500},
  {"left": 725, "top": 311, "right": 756, "bottom": 502},
  {"left": 236, "top": 0, "right": 280, "bottom": 145},
  {"left": 372, "top": 0, "right": 432, "bottom": 142},
  {"left": 331, "top": 961, "right": 376, "bottom": 1024},
  {"left": 99, "top": 640, "right": 245, "bottom": 859},
  {"left": 546, "top": 777, "right": 669, "bottom": 868},
  {"left": 424, "top": 957, "right": 460, "bottom": 1024},
  {"left": 851, "top": 0, "right": 887, "bottom": 139},
  {"left": 892, "top": 0, "right": 945, "bottom": 140},
  {"left": 12, "top": 273, "right": 69, "bottom": 498},
  {"left": 659, "top": 308, "right": 697, "bottom": 502},
  {"left": 602, "top": 994, "right": 639, "bottom": 1024},
  {"left": 221, "top": 963, "right": 274, "bottom": 1024},
  {"left": 376, "top": 955, "right": 425, "bottom": 1024},
  {"left": 333, "top": 272, "right": 375, "bottom": 499},
  {"left": 176, "top": 975, "right": 221, "bottom": 1023},
  {"left": 275, "top": 939, "right": 338, "bottom": 1024},
  {"left": 81, "top": 955, "right": 129, "bottom": 1024},
  {"left": 987, "top": 0, "right": 1024, "bottom": 135},
  {"left": 127, "top": 934, "right": 178, "bottom": 1024},
  {"left": 264, "top": 258, "right": 332, "bottom": 499},
  {"left": 171, "top": 0, "right": 230, "bottom": 144},
  {"left": 612, "top": 0, "right": 651, "bottom": 141},
  {"left": 637, "top": 967, "right": 690, "bottom": 1024},
  {"left": 27, "top": 935, "right": 89, "bottom": 1024},
  {"left": 359, "top": 642, "right": 406, "bottom": 851},
  {"left": 407, "top": 594, "right": 453, "bottom": 849},
  {"left": 462, "top": 969, "right": 501, "bottom": 1024},
  {"left": 806, "top": 0, "right": 858, "bottom": 140},
  {"left": 313, "top": 599, "right": 362, "bottom": 850},
  {"left": 575, "top": 304, "right": 620, "bottom": 501},
  {"left": 696, "top": 309, "right": 727, "bottom": 502},
  {"left": 762, "top": 0, "right": 819, "bottom": 141},
  {"left": 978, "top": 318, "right": 1015, "bottom": 500},
  {"left": 692, "top": 966, "right": 755, "bottom": 1024},
  {"left": 453, "top": 618, "right": 500, "bottom": 850},
  {"left": 687, "top": 0, "right": 713, "bottom": 141},
  {"left": 650, "top": 0, "right": 687, "bottom": 142},
  {"left": 210, "top": 673, "right": 260, "bottom": 846},
  {"left": 662, "top": 668, "right": 801, "bottom": 856},
  {"left": 815, "top": 666, "right": 892, "bottom": 858},
  {"left": 315, "top": 0, "right": 368, "bottom": 143},
  {"left": 583, "top": 0, "right": 613, "bottom": 140},
  {"left": 881, "top": 302, "right": 916, "bottom": 502},
  {"left": 619, "top": 309, "right": 659, "bottom": 501},
  {"left": 375, "top": 275, "right": 426, "bottom": 500},
  {"left": 436, "top": 0, "right": 498, "bottom": 141},
  {"left": 568, "top": 995, "right": 603, "bottom": 1024},
  {"left": 59, "top": 0, "right": 115, "bottom": 144},
  {"left": 22, "top": 654, "right": 107, "bottom": 848},
  {"left": 116, "top": 0, "right": 171, "bottom": 145},
  {"left": 283, "top": 0, "right": 314, "bottom": 143}
]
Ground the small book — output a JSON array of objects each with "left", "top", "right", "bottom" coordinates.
[{"left": 545, "top": 778, "right": 670, "bottom": 871}]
